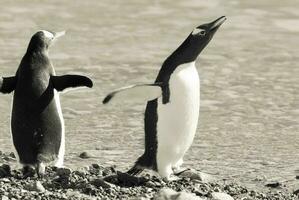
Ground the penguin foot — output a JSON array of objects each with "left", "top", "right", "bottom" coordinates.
[
  {"left": 173, "top": 167, "right": 191, "bottom": 176},
  {"left": 127, "top": 165, "right": 144, "bottom": 176},
  {"left": 22, "top": 166, "right": 35, "bottom": 178},
  {"left": 36, "top": 163, "right": 46, "bottom": 179}
]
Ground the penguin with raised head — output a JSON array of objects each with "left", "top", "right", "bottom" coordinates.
[
  {"left": 0, "top": 30, "right": 93, "bottom": 177},
  {"left": 103, "top": 16, "right": 226, "bottom": 180}
]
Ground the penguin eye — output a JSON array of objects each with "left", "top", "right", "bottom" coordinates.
[
  {"left": 199, "top": 30, "right": 206, "bottom": 36},
  {"left": 192, "top": 28, "right": 206, "bottom": 36}
]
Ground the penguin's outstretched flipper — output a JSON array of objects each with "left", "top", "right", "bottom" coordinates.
[
  {"left": 102, "top": 83, "right": 163, "bottom": 104},
  {"left": 0, "top": 76, "right": 16, "bottom": 93},
  {"left": 51, "top": 75, "right": 93, "bottom": 92}
]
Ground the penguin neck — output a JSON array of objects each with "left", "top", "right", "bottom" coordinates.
[
  {"left": 155, "top": 35, "right": 201, "bottom": 83},
  {"left": 169, "top": 35, "right": 201, "bottom": 65}
]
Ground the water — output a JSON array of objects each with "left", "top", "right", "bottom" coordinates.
[{"left": 0, "top": 0, "right": 298, "bottom": 190}]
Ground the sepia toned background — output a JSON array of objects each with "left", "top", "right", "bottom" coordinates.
[{"left": 0, "top": 0, "right": 298, "bottom": 191}]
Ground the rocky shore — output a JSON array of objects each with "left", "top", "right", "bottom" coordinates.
[{"left": 0, "top": 151, "right": 298, "bottom": 200}]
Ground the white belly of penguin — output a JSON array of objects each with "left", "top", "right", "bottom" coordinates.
[
  {"left": 53, "top": 90, "right": 65, "bottom": 167},
  {"left": 156, "top": 61, "right": 200, "bottom": 169}
]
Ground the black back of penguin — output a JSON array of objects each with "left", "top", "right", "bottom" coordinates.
[
  {"left": 12, "top": 31, "right": 63, "bottom": 164},
  {"left": 0, "top": 30, "right": 93, "bottom": 167}
]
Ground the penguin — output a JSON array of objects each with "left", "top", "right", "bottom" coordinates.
[
  {"left": 103, "top": 16, "right": 226, "bottom": 180},
  {"left": 0, "top": 30, "right": 93, "bottom": 176}
]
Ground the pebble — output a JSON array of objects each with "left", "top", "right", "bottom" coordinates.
[
  {"left": 0, "top": 164, "right": 11, "bottom": 178},
  {"left": 293, "top": 189, "right": 299, "bottom": 195},
  {"left": 25, "top": 181, "right": 46, "bottom": 193},
  {"left": 1, "top": 178, "right": 10, "bottom": 183},
  {"left": 56, "top": 167, "right": 72, "bottom": 177},
  {"left": 154, "top": 188, "right": 203, "bottom": 200},
  {"left": 212, "top": 192, "right": 234, "bottom": 200},
  {"left": 265, "top": 181, "right": 281, "bottom": 188},
  {"left": 9, "top": 152, "right": 15, "bottom": 158},
  {"left": 79, "top": 152, "right": 92, "bottom": 159}
]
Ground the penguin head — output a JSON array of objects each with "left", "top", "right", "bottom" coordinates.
[
  {"left": 191, "top": 16, "right": 226, "bottom": 41},
  {"left": 169, "top": 16, "right": 226, "bottom": 64},
  {"left": 27, "top": 30, "right": 65, "bottom": 53}
]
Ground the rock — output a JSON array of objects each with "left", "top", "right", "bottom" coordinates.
[
  {"left": 192, "top": 183, "right": 211, "bottom": 196},
  {"left": 91, "top": 163, "right": 101, "bottom": 169},
  {"left": 154, "top": 188, "right": 203, "bottom": 200},
  {"left": 154, "top": 188, "right": 177, "bottom": 200},
  {"left": 56, "top": 167, "right": 72, "bottom": 177},
  {"left": 25, "top": 181, "right": 46, "bottom": 193},
  {"left": 9, "top": 152, "right": 15, "bottom": 158},
  {"left": 1, "top": 196, "right": 9, "bottom": 200},
  {"left": 145, "top": 181, "right": 156, "bottom": 188},
  {"left": 293, "top": 189, "right": 299, "bottom": 195},
  {"left": 177, "top": 169, "right": 216, "bottom": 183},
  {"left": 265, "top": 181, "right": 281, "bottom": 188},
  {"left": 79, "top": 152, "right": 92, "bottom": 159},
  {"left": 212, "top": 192, "right": 234, "bottom": 200},
  {"left": 1, "top": 178, "right": 10, "bottom": 183},
  {"left": 0, "top": 164, "right": 11, "bottom": 178}
]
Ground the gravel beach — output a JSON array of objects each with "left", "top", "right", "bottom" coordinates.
[{"left": 0, "top": 152, "right": 298, "bottom": 199}]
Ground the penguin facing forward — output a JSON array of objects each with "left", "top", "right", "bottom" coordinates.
[
  {"left": 103, "top": 16, "right": 226, "bottom": 180},
  {"left": 0, "top": 30, "right": 93, "bottom": 176}
]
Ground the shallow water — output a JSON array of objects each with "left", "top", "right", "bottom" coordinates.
[{"left": 0, "top": 0, "right": 298, "bottom": 190}]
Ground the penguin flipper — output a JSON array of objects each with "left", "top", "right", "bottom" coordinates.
[
  {"left": 51, "top": 75, "right": 93, "bottom": 92},
  {"left": 0, "top": 76, "right": 16, "bottom": 93},
  {"left": 102, "top": 83, "right": 163, "bottom": 104}
]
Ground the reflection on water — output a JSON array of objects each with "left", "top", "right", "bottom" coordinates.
[{"left": 0, "top": 0, "right": 298, "bottom": 189}]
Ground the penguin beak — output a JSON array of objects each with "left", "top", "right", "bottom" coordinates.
[
  {"left": 53, "top": 31, "right": 66, "bottom": 39},
  {"left": 209, "top": 16, "right": 226, "bottom": 31}
]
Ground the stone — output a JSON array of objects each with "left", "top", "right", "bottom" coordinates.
[
  {"left": 9, "top": 152, "right": 15, "bottom": 158},
  {"left": 25, "top": 181, "right": 46, "bottom": 193},
  {"left": 1, "top": 178, "right": 10, "bottom": 183},
  {"left": 265, "top": 181, "right": 281, "bottom": 188},
  {"left": 154, "top": 188, "right": 203, "bottom": 200},
  {"left": 56, "top": 167, "right": 72, "bottom": 177},
  {"left": 145, "top": 181, "right": 156, "bottom": 188},
  {"left": 79, "top": 152, "right": 92, "bottom": 159},
  {"left": 0, "top": 164, "right": 11, "bottom": 178},
  {"left": 293, "top": 189, "right": 299, "bottom": 195},
  {"left": 176, "top": 191, "right": 204, "bottom": 200},
  {"left": 212, "top": 192, "right": 234, "bottom": 200},
  {"left": 1, "top": 196, "right": 9, "bottom": 200},
  {"left": 91, "top": 163, "right": 101, "bottom": 169}
]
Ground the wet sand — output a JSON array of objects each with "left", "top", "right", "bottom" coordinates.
[{"left": 0, "top": 0, "right": 298, "bottom": 193}]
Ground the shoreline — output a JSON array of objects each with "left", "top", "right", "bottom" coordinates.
[{"left": 0, "top": 151, "right": 298, "bottom": 200}]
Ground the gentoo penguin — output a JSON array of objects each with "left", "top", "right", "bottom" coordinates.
[
  {"left": 0, "top": 30, "right": 93, "bottom": 176},
  {"left": 103, "top": 16, "right": 226, "bottom": 180}
]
